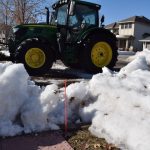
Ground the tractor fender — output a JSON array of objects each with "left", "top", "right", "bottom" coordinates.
[
  {"left": 17, "top": 36, "right": 58, "bottom": 62},
  {"left": 77, "top": 27, "right": 117, "bottom": 44},
  {"left": 28, "top": 36, "right": 59, "bottom": 61},
  {"left": 34, "top": 36, "right": 58, "bottom": 60},
  {"left": 18, "top": 35, "right": 57, "bottom": 51}
]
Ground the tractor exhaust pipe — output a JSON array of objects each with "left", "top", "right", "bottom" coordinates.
[{"left": 45, "top": 7, "right": 49, "bottom": 24}]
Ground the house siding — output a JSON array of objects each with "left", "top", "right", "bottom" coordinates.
[
  {"left": 134, "top": 22, "right": 150, "bottom": 51},
  {"left": 119, "top": 23, "right": 135, "bottom": 36}
]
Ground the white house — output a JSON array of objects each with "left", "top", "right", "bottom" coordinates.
[{"left": 105, "top": 16, "right": 150, "bottom": 51}]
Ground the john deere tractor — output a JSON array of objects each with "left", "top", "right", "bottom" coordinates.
[{"left": 8, "top": 0, "right": 118, "bottom": 75}]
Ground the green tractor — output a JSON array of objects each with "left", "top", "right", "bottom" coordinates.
[{"left": 8, "top": 0, "right": 118, "bottom": 75}]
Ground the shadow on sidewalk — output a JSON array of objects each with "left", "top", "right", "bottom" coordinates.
[{"left": 0, "top": 131, "right": 73, "bottom": 150}]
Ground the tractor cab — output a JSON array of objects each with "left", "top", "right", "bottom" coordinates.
[{"left": 52, "top": 0, "right": 101, "bottom": 50}]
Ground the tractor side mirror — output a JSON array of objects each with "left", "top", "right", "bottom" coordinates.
[{"left": 69, "top": 1, "right": 75, "bottom": 16}]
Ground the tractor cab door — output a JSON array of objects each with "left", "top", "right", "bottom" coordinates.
[
  {"left": 67, "top": 12, "right": 85, "bottom": 42},
  {"left": 56, "top": 2, "right": 99, "bottom": 52},
  {"left": 55, "top": 3, "right": 86, "bottom": 50},
  {"left": 56, "top": 4, "right": 68, "bottom": 53}
]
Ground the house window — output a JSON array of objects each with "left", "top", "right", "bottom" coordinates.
[
  {"left": 125, "top": 24, "right": 128, "bottom": 29},
  {"left": 121, "top": 24, "right": 124, "bottom": 29},
  {"left": 128, "top": 23, "right": 132, "bottom": 28},
  {"left": 121, "top": 23, "right": 132, "bottom": 29}
]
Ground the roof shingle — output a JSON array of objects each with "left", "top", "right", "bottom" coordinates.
[
  {"left": 118, "top": 16, "right": 150, "bottom": 24},
  {"left": 106, "top": 16, "right": 150, "bottom": 29}
]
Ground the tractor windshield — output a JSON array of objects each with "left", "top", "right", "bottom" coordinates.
[
  {"left": 69, "top": 4, "right": 98, "bottom": 27},
  {"left": 56, "top": 3, "right": 98, "bottom": 27}
]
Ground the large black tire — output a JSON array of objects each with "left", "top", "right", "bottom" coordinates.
[
  {"left": 81, "top": 32, "right": 118, "bottom": 73},
  {"left": 15, "top": 38, "right": 54, "bottom": 76}
]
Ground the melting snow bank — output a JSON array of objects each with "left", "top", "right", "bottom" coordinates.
[
  {"left": 0, "top": 63, "right": 91, "bottom": 136},
  {"left": 0, "top": 63, "right": 63, "bottom": 136},
  {"left": 127, "top": 49, "right": 150, "bottom": 65},
  {"left": 0, "top": 52, "right": 150, "bottom": 150},
  {"left": 84, "top": 57, "right": 150, "bottom": 150}
]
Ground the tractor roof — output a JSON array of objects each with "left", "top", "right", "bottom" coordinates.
[{"left": 52, "top": 0, "right": 101, "bottom": 10}]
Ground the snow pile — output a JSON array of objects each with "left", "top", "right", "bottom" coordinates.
[
  {"left": 67, "top": 53, "right": 150, "bottom": 150},
  {"left": 0, "top": 63, "right": 64, "bottom": 136},
  {"left": 1, "top": 51, "right": 150, "bottom": 150},
  {"left": 0, "top": 63, "right": 89, "bottom": 136},
  {"left": 118, "top": 50, "right": 135, "bottom": 55},
  {"left": 82, "top": 62, "right": 150, "bottom": 150},
  {"left": 119, "top": 56, "right": 149, "bottom": 74},
  {"left": 52, "top": 60, "right": 68, "bottom": 70},
  {"left": 127, "top": 49, "right": 150, "bottom": 65},
  {"left": 0, "top": 63, "right": 28, "bottom": 136}
]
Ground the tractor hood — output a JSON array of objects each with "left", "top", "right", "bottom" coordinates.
[
  {"left": 12, "top": 24, "right": 57, "bottom": 48},
  {"left": 13, "top": 24, "right": 57, "bottom": 34}
]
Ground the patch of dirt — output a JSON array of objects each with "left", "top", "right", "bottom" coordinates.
[{"left": 65, "top": 125, "right": 120, "bottom": 150}]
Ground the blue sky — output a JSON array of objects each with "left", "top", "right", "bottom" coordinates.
[{"left": 86, "top": 0, "right": 150, "bottom": 25}]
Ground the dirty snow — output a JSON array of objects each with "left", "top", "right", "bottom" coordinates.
[
  {"left": 0, "top": 50, "right": 10, "bottom": 57},
  {"left": 118, "top": 50, "right": 135, "bottom": 55},
  {"left": 51, "top": 60, "right": 68, "bottom": 70},
  {"left": 0, "top": 50, "right": 150, "bottom": 150}
]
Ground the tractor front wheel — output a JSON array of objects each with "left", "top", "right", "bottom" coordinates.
[{"left": 15, "top": 39, "right": 53, "bottom": 76}]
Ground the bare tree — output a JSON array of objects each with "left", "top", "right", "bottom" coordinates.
[
  {"left": 0, "top": 0, "right": 12, "bottom": 25},
  {"left": 0, "top": 0, "right": 53, "bottom": 41},
  {"left": 13, "top": 0, "right": 42, "bottom": 24},
  {"left": 0, "top": 0, "right": 13, "bottom": 43},
  {"left": 0, "top": 0, "right": 54, "bottom": 25},
  {"left": 0, "top": 0, "right": 57, "bottom": 43}
]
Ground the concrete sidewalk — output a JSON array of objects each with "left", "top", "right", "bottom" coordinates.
[{"left": 0, "top": 131, "right": 73, "bottom": 150}]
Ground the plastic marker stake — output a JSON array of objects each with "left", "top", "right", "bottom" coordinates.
[{"left": 64, "top": 80, "right": 68, "bottom": 133}]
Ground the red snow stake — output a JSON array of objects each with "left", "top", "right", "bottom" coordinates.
[{"left": 64, "top": 80, "right": 68, "bottom": 133}]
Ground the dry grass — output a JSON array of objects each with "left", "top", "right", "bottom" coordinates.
[{"left": 65, "top": 125, "right": 120, "bottom": 150}]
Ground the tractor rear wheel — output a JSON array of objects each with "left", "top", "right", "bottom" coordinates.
[
  {"left": 15, "top": 38, "right": 53, "bottom": 76},
  {"left": 82, "top": 33, "right": 118, "bottom": 73}
]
